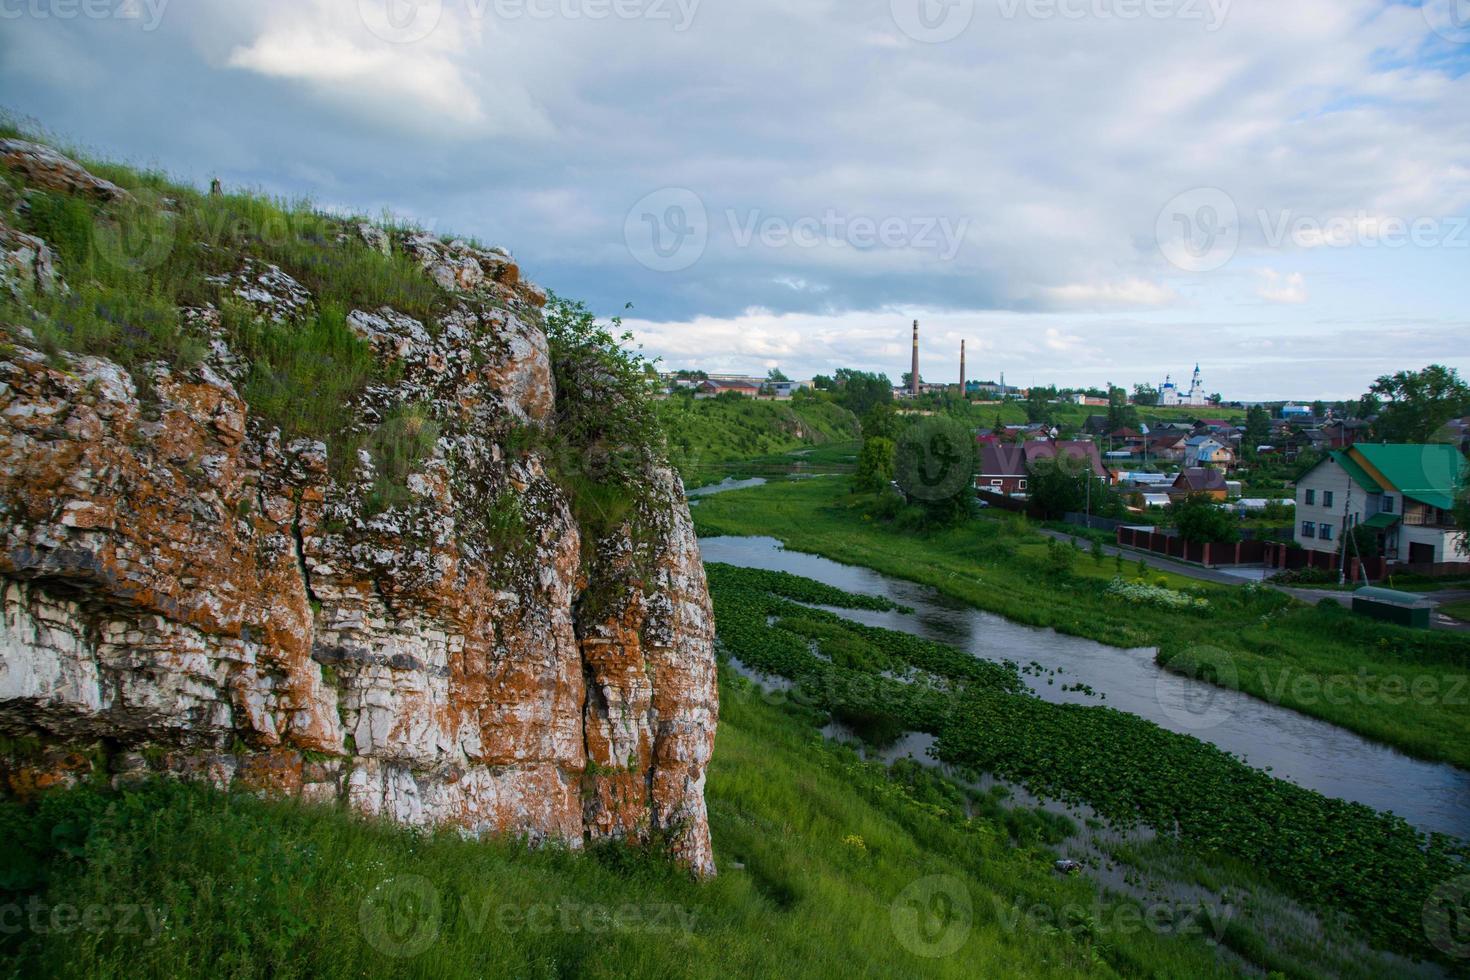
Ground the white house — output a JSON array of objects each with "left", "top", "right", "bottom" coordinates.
[{"left": 1294, "top": 444, "right": 1466, "bottom": 564}]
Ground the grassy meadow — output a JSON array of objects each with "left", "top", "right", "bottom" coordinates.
[{"left": 690, "top": 477, "right": 1470, "bottom": 769}]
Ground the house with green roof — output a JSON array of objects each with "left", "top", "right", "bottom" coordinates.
[{"left": 1294, "top": 443, "right": 1467, "bottom": 564}]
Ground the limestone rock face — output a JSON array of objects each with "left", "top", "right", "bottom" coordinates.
[
  {"left": 0, "top": 149, "right": 716, "bottom": 873},
  {"left": 0, "top": 216, "right": 61, "bottom": 297},
  {"left": 0, "top": 139, "right": 130, "bottom": 203}
]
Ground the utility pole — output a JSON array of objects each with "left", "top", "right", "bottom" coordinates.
[
  {"left": 1085, "top": 462, "right": 1092, "bottom": 526},
  {"left": 1338, "top": 481, "right": 1352, "bottom": 585}
]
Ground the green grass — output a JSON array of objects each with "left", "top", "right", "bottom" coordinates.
[
  {"left": 1442, "top": 600, "right": 1470, "bottom": 624},
  {"left": 658, "top": 396, "right": 859, "bottom": 488},
  {"left": 1, "top": 142, "right": 449, "bottom": 463},
  {"left": 707, "top": 563, "right": 1467, "bottom": 961},
  {"left": 957, "top": 399, "right": 1245, "bottom": 432},
  {"left": 0, "top": 672, "right": 1259, "bottom": 979},
  {"left": 690, "top": 478, "right": 1470, "bottom": 770}
]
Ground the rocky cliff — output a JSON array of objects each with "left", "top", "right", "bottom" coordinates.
[{"left": 0, "top": 139, "right": 717, "bottom": 874}]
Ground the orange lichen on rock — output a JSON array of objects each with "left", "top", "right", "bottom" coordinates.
[{"left": 0, "top": 147, "right": 716, "bottom": 874}]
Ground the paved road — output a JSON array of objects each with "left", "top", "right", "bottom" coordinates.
[
  {"left": 1036, "top": 527, "right": 1470, "bottom": 633},
  {"left": 1426, "top": 590, "right": 1470, "bottom": 633}
]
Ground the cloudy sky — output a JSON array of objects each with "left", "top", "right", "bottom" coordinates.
[{"left": 3, "top": 0, "right": 1467, "bottom": 398}]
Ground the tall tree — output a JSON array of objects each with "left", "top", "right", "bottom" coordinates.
[
  {"left": 1106, "top": 385, "right": 1139, "bottom": 431},
  {"left": 766, "top": 367, "right": 790, "bottom": 383},
  {"left": 1024, "top": 387, "right": 1057, "bottom": 425},
  {"left": 1369, "top": 365, "right": 1470, "bottom": 443},
  {"left": 1132, "top": 383, "right": 1160, "bottom": 407},
  {"left": 853, "top": 437, "right": 896, "bottom": 493},
  {"left": 893, "top": 416, "right": 975, "bottom": 526},
  {"left": 1170, "top": 494, "right": 1241, "bottom": 544},
  {"left": 833, "top": 369, "right": 894, "bottom": 417},
  {"left": 1026, "top": 454, "right": 1119, "bottom": 520},
  {"left": 861, "top": 403, "right": 900, "bottom": 442},
  {"left": 1242, "top": 404, "right": 1271, "bottom": 459}
]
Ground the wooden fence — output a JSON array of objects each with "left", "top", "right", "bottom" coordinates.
[
  {"left": 1257, "top": 542, "right": 1387, "bottom": 582},
  {"left": 1115, "top": 527, "right": 1275, "bottom": 567},
  {"left": 1114, "top": 527, "right": 1465, "bottom": 580}
]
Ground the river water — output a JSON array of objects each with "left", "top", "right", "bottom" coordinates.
[
  {"left": 687, "top": 477, "right": 769, "bottom": 498},
  {"left": 699, "top": 535, "right": 1470, "bottom": 840}
]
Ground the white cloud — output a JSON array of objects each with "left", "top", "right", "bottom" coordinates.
[
  {"left": 222, "top": 0, "right": 553, "bottom": 136},
  {"left": 1045, "top": 279, "right": 1179, "bottom": 309},
  {"left": 1, "top": 0, "right": 1467, "bottom": 397},
  {"left": 1255, "top": 270, "right": 1308, "bottom": 304}
]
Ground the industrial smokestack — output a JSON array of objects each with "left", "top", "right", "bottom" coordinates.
[
  {"left": 910, "top": 320, "right": 920, "bottom": 396},
  {"left": 959, "top": 339, "right": 966, "bottom": 396}
]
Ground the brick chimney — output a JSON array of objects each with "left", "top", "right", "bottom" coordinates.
[{"left": 910, "top": 320, "right": 920, "bottom": 396}]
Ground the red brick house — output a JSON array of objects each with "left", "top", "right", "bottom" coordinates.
[
  {"left": 977, "top": 440, "right": 1111, "bottom": 496},
  {"left": 695, "top": 379, "right": 760, "bottom": 398}
]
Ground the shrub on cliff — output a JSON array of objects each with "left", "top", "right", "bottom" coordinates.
[{"left": 541, "top": 293, "right": 661, "bottom": 535}]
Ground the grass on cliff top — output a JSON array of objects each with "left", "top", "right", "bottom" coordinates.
[
  {"left": 0, "top": 669, "right": 1251, "bottom": 980},
  {"left": 1, "top": 131, "right": 445, "bottom": 446},
  {"left": 0, "top": 131, "right": 477, "bottom": 504},
  {"left": 689, "top": 477, "right": 1470, "bottom": 770}
]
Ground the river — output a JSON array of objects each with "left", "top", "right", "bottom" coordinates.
[{"left": 699, "top": 534, "right": 1470, "bottom": 840}]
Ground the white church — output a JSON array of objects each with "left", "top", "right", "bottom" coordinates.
[{"left": 1159, "top": 365, "right": 1208, "bottom": 407}]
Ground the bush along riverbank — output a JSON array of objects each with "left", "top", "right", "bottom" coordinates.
[
  {"left": 706, "top": 562, "right": 1469, "bottom": 964},
  {"left": 691, "top": 477, "right": 1470, "bottom": 770}
]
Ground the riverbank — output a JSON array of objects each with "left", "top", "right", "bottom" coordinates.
[
  {"left": 704, "top": 561, "right": 1466, "bottom": 964},
  {"left": 690, "top": 478, "right": 1470, "bottom": 770},
  {"left": 701, "top": 536, "right": 1470, "bottom": 839}
]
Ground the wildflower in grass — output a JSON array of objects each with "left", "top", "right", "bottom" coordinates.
[{"left": 1105, "top": 577, "right": 1210, "bottom": 611}]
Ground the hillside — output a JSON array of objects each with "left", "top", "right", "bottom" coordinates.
[
  {"left": 1, "top": 602, "right": 1423, "bottom": 978},
  {"left": 0, "top": 670, "right": 1289, "bottom": 979},
  {"left": 657, "top": 395, "right": 859, "bottom": 487}
]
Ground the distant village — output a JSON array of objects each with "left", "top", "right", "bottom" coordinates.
[{"left": 659, "top": 320, "right": 1470, "bottom": 578}]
